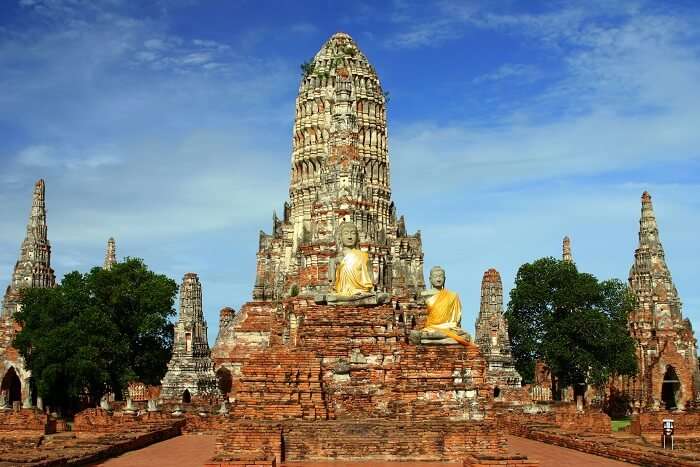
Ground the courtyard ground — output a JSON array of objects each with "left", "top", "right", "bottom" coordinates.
[
  {"left": 90, "top": 433, "right": 636, "bottom": 466},
  {"left": 92, "top": 433, "right": 217, "bottom": 467}
]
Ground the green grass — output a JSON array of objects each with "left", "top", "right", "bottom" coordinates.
[{"left": 611, "top": 419, "right": 631, "bottom": 432}]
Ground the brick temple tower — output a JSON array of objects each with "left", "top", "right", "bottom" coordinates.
[
  {"left": 562, "top": 236, "right": 573, "bottom": 264},
  {"left": 253, "top": 32, "right": 424, "bottom": 301},
  {"left": 103, "top": 237, "right": 117, "bottom": 270},
  {"left": 161, "top": 273, "right": 217, "bottom": 401},
  {"left": 624, "top": 191, "right": 699, "bottom": 410},
  {"left": 2, "top": 179, "right": 56, "bottom": 317},
  {"left": 474, "top": 268, "right": 521, "bottom": 391}
]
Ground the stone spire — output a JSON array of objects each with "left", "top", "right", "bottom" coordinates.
[
  {"left": 624, "top": 191, "right": 699, "bottom": 410},
  {"left": 2, "top": 179, "right": 56, "bottom": 317},
  {"left": 161, "top": 273, "right": 218, "bottom": 401},
  {"left": 103, "top": 237, "right": 117, "bottom": 270},
  {"left": 253, "top": 32, "right": 424, "bottom": 301},
  {"left": 474, "top": 268, "right": 521, "bottom": 389},
  {"left": 562, "top": 236, "right": 573, "bottom": 263}
]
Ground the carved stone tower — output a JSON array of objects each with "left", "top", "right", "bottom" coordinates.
[
  {"left": 624, "top": 192, "right": 699, "bottom": 410},
  {"left": 474, "top": 269, "right": 521, "bottom": 389},
  {"left": 161, "top": 273, "right": 217, "bottom": 401},
  {"left": 2, "top": 179, "right": 56, "bottom": 317},
  {"left": 104, "top": 237, "right": 117, "bottom": 270},
  {"left": 562, "top": 236, "right": 573, "bottom": 263},
  {"left": 253, "top": 32, "right": 424, "bottom": 301}
]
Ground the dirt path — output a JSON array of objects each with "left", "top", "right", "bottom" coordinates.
[{"left": 92, "top": 433, "right": 216, "bottom": 467}]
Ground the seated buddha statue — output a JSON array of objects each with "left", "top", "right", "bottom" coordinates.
[
  {"left": 410, "top": 266, "right": 471, "bottom": 346},
  {"left": 315, "top": 221, "right": 388, "bottom": 305}
]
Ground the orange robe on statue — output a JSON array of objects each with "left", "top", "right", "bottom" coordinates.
[
  {"left": 425, "top": 289, "right": 471, "bottom": 347},
  {"left": 334, "top": 249, "right": 374, "bottom": 296}
]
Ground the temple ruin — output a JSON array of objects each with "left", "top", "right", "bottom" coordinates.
[
  {"left": 0, "top": 180, "right": 55, "bottom": 409},
  {"left": 621, "top": 191, "right": 699, "bottom": 410},
  {"left": 160, "top": 273, "right": 217, "bottom": 402},
  {"left": 253, "top": 32, "right": 424, "bottom": 302},
  {"left": 103, "top": 237, "right": 117, "bottom": 270},
  {"left": 474, "top": 268, "right": 522, "bottom": 393},
  {"left": 1, "top": 180, "right": 55, "bottom": 318}
]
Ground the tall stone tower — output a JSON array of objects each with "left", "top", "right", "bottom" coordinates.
[
  {"left": 104, "top": 237, "right": 117, "bottom": 270},
  {"left": 562, "top": 236, "right": 573, "bottom": 263},
  {"left": 624, "top": 192, "right": 699, "bottom": 410},
  {"left": 161, "top": 273, "right": 217, "bottom": 401},
  {"left": 474, "top": 269, "right": 521, "bottom": 389},
  {"left": 253, "top": 32, "right": 424, "bottom": 301},
  {"left": 2, "top": 179, "right": 56, "bottom": 317}
]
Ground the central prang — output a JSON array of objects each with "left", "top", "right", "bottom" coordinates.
[{"left": 315, "top": 221, "right": 389, "bottom": 305}]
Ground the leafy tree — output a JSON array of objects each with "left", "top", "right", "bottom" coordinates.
[
  {"left": 505, "top": 257, "right": 637, "bottom": 398},
  {"left": 14, "top": 258, "right": 176, "bottom": 412}
]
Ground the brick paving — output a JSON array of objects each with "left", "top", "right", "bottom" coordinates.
[
  {"left": 507, "top": 435, "right": 633, "bottom": 466},
  {"left": 93, "top": 433, "right": 216, "bottom": 467}
]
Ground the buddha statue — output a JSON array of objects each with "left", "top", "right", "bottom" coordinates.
[
  {"left": 410, "top": 266, "right": 471, "bottom": 346},
  {"left": 315, "top": 221, "right": 388, "bottom": 305}
]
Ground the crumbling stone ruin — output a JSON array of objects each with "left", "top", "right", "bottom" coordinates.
[
  {"left": 103, "top": 237, "right": 117, "bottom": 270},
  {"left": 474, "top": 268, "right": 522, "bottom": 392},
  {"left": 620, "top": 191, "right": 700, "bottom": 410},
  {"left": 207, "top": 33, "right": 539, "bottom": 466},
  {"left": 253, "top": 32, "right": 424, "bottom": 302},
  {"left": 160, "top": 273, "right": 217, "bottom": 402},
  {"left": 2, "top": 179, "right": 55, "bottom": 318},
  {"left": 0, "top": 179, "right": 56, "bottom": 409}
]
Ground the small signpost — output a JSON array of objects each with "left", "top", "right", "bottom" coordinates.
[{"left": 662, "top": 419, "right": 674, "bottom": 450}]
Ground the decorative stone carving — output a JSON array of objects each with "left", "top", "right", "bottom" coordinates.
[
  {"left": 147, "top": 399, "right": 158, "bottom": 412},
  {"left": 124, "top": 398, "right": 136, "bottom": 415},
  {"left": 160, "top": 273, "right": 219, "bottom": 401}
]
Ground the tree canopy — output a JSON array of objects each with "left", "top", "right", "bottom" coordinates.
[
  {"left": 14, "top": 258, "right": 176, "bottom": 412},
  {"left": 505, "top": 257, "right": 637, "bottom": 395}
]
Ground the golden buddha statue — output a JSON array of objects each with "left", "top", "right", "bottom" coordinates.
[
  {"left": 315, "top": 222, "right": 388, "bottom": 305},
  {"left": 411, "top": 266, "right": 471, "bottom": 346}
]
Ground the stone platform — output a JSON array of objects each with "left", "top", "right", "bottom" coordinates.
[{"left": 210, "top": 299, "right": 528, "bottom": 464}]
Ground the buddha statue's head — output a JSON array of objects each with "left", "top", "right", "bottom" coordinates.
[
  {"left": 429, "top": 266, "right": 445, "bottom": 289},
  {"left": 338, "top": 222, "right": 359, "bottom": 248}
]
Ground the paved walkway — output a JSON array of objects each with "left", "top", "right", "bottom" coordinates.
[
  {"left": 507, "top": 436, "right": 633, "bottom": 466},
  {"left": 93, "top": 433, "right": 217, "bottom": 467}
]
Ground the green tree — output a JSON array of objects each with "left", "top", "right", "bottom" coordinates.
[
  {"left": 14, "top": 258, "right": 176, "bottom": 412},
  {"left": 505, "top": 257, "right": 637, "bottom": 397}
]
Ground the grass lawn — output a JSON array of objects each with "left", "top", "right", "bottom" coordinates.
[{"left": 611, "top": 419, "right": 631, "bottom": 432}]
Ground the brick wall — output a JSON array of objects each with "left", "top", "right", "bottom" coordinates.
[
  {"left": 0, "top": 409, "right": 49, "bottom": 432},
  {"left": 214, "top": 419, "right": 505, "bottom": 465}
]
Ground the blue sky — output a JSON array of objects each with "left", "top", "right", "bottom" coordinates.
[{"left": 1, "top": 0, "right": 699, "bottom": 345}]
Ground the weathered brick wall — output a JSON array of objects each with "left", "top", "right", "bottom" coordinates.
[
  {"left": 72, "top": 408, "right": 176, "bottom": 433},
  {"left": 631, "top": 411, "right": 700, "bottom": 436},
  {"left": 0, "top": 409, "right": 48, "bottom": 432},
  {"left": 495, "top": 403, "right": 610, "bottom": 434},
  {"left": 215, "top": 419, "right": 505, "bottom": 465},
  {"left": 215, "top": 300, "right": 491, "bottom": 423}
]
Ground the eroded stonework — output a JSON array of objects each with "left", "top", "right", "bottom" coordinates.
[
  {"left": 103, "top": 237, "right": 117, "bottom": 270},
  {"left": 622, "top": 192, "right": 699, "bottom": 410},
  {"left": 160, "top": 273, "right": 217, "bottom": 400},
  {"left": 2, "top": 180, "right": 56, "bottom": 318},
  {"left": 253, "top": 32, "right": 424, "bottom": 302},
  {"left": 474, "top": 268, "right": 521, "bottom": 390}
]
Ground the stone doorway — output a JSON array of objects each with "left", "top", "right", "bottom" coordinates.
[
  {"left": 661, "top": 365, "right": 681, "bottom": 410},
  {"left": 1, "top": 367, "right": 22, "bottom": 404},
  {"left": 182, "top": 389, "right": 191, "bottom": 404}
]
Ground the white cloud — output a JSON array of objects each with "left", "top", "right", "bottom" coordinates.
[{"left": 472, "top": 63, "right": 542, "bottom": 84}]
